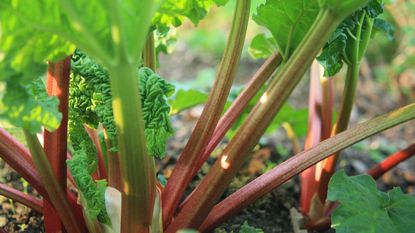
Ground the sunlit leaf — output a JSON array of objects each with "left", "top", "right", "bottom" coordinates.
[{"left": 253, "top": 0, "right": 319, "bottom": 60}]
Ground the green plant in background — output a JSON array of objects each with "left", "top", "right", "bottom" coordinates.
[{"left": 0, "top": 0, "right": 414, "bottom": 233}]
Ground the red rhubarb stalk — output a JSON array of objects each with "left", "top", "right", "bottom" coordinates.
[
  {"left": 300, "top": 62, "right": 334, "bottom": 219},
  {"left": 368, "top": 143, "right": 415, "bottom": 179},
  {"left": 300, "top": 61, "right": 325, "bottom": 214},
  {"left": 0, "top": 183, "right": 43, "bottom": 213},
  {"left": 200, "top": 104, "right": 415, "bottom": 231},
  {"left": 0, "top": 129, "right": 45, "bottom": 196},
  {"left": 162, "top": 0, "right": 251, "bottom": 226},
  {"left": 0, "top": 129, "right": 81, "bottom": 220},
  {"left": 103, "top": 128, "right": 121, "bottom": 189},
  {"left": 316, "top": 12, "right": 374, "bottom": 202},
  {"left": 43, "top": 56, "right": 71, "bottom": 233},
  {"left": 179, "top": 53, "right": 282, "bottom": 209},
  {"left": 192, "top": 53, "right": 282, "bottom": 178}
]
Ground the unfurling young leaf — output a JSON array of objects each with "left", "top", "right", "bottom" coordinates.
[
  {"left": 67, "top": 147, "right": 110, "bottom": 225},
  {"left": 69, "top": 50, "right": 175, "bottom": 157},
  {"left": 317, "top": 0, "right": 390, "bottom": 76},
  {"left": 67, "top": 50, "right": 175, "bottom": 225},
  {"left": 139, "top": 67, "right": 175, "bottom": 157},
  {"left": 328, "top": 170, "right": 415, "bottom": 233}
]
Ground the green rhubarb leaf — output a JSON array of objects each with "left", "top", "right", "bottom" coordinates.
[
  {"left": 0, "top": 1, "right": 75, "bottom": 73},
  {"left": 154, "top": 0, "right": 227, "bottom": 34},
  {"left": 248, "top": 33, "right": 278, "bottom": 59},
  {"left": 316, "top": 34, "right": 347, "bottom": 76},
  {"left": 1, "top": 0, "right": 157, "bottom": 71},
  {"left": 213, "top": 0, "right": 229, "bottom": 6},
  {"left": 0, "top": 0, "right": 158, "bottom": 132},
  {"left": 328, "top": 170, "right": 415, "bottom": 233},
  {"left": 169, "top": 89, "right": 209, "bottom": 114},
  {"left": 0, "top": 78, "right": 61, "bottom": 134},
  {"left": 317, "top": 0, "right": 386, "bottom": 76},
  {"left": 253, "top": 0, "right": 320, "bottom": 60}
]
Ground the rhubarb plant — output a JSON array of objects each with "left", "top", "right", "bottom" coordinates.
[{"left": 0, "top": 0, "right": 414, "bottom": 233}]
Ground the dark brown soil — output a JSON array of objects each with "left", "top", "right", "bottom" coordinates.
[{"left": 0, "top": 162, "right": 44, "bottom": 233}]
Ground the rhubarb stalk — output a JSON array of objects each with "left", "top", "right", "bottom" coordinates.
[
  {"left": 43, "top": 56, "right": 71, "bottom": 233},
  {"left": 162, "top": 0, "right": 251, "bottom": 226},
  {"left": 201, "top": 103, "right": 415, "bottom": 231},
  {"left": 0, "top": 183, "right": 43, "bottom": 213},
  {"left": 317, "top": 12, "right": 374, "bottom": 202},
  {"left": 192, "top": 52, "right": 282, "bottom": 180}
]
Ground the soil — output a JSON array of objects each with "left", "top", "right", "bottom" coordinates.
[{"left": 0, "top": 162, "right": 44, "bottom": 233}]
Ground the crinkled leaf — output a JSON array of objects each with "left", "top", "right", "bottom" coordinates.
[
  {"left": 0, "top": 78, "right": 61, "bottom": 133},
  {"left": 364, "top": 0, "right": 384, "bottom": 17},
  {"left": 328, "top": 170, "right": 415, "bottom": 233},
  {"left": 253, "top": 0, "right": 320, "bottom": 60},
  {"left": 248, "top": 33, "right": 278, "bottom": 59},
  {"left": 169, "top": 89, "right": 209, "bottom": 115},
  {"left": 139, "top": 67, "right": 175, "bottom": 157},
  {"left": 69, "top": 50, "right": 175, "bottom": 157},
  {"left": 240, "top": 221, "right": 264, "bottom": 233},
  {"left": 67, "top": 147, "right": 110, "bottom": 224}
]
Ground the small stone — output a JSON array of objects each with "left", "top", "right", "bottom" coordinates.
[{"left": 0, "top": 216, "right": 7, "bottom": 227}]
